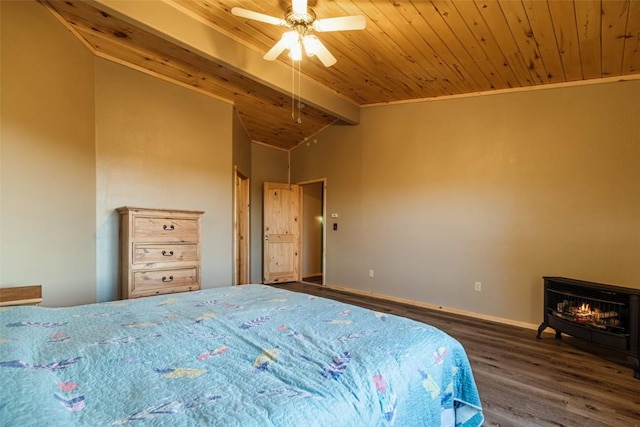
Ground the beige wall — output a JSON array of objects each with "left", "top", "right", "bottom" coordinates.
[
  {"left": 233, "top": 110, "right": 252, "bottom": 178},
  {"left": 3, "top": 1, "right": 638, "bottom": 322},
  {"left": 250, "top": 143, "right": 288, "bottom": 282},
  {"left": 95, "top": 59, "right": 233, "bottom": 301},
  {"left": 292, "top": 127, "right": 367, "bottom": 290},
  {"left": 0, "top": 1, "right": 96, "bottom": 306},
  {"left": 291, "top": 81, "right": 640, "bottom": 325},
  {"left": 1, "top": 1, "right": 4, "bottom": 283},
  {"left": 1, "top": 1, "right": 234, "bottom": 305}
]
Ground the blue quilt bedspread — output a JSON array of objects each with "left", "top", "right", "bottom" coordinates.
[{"left": 0, "top": 284, "right": 483, "bottom": 426}]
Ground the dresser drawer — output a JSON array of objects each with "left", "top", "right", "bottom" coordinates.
[
  {"left": 133, "top": 244, "right": 198, "bottom": 264},
  {"left": 133, "top": 216, "right": 199, "bottom": 241},
  {"left": 132, "top": 268, "right": 199, "bottom": 296}
]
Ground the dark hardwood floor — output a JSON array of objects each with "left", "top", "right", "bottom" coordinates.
[
  {"left": 301, "top": 274, "right": 323, "bottom": 285},
  {"left": 271, "top": 283, "right": 640, "bottom": 427}
]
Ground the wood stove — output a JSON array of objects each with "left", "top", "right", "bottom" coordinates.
[{"left": 536, "top": 277, "right": 640, "bottom": 379}]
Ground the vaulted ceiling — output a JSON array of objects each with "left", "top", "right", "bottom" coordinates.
[{"left": 43, "top": 0, "right": 640, "bottom": 150}]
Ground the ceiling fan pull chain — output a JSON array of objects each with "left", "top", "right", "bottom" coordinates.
[
  {"left": 291, "top": 55, "right": 296, "bottom": 121},
  {"left": 297, "top": 58, "right": 302, "bottom": 124}
]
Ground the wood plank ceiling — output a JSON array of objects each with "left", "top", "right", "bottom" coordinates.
[{"left": 44, "top": 0, "right": 640, "bottom": 150}]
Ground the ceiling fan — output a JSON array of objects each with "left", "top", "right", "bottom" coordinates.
[{"left": 231, "top": 0, "right": 366, "bottom": 67}]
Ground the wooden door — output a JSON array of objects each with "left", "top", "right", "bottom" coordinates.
[
  {"left": 263, "top": 182, "right": 301, "bottom": 284},
  {"left": 234, "top": 169, "right": 250, "bottom": 285}
]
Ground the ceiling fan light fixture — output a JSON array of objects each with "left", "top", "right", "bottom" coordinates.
[
  {"left": 233, "top": 2, "right": 365, "bottom": 66},
  {"left": 288, "top": 41, "right": 303, "bottom": 61},
  {"left": 302, "top": 35, "right": 319, "bottom": 57},
  {"left": 282, "top": 31, "right": 299, "bottom": 47}
]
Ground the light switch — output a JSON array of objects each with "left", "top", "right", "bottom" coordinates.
[{"left": 333, "top": 223, "right": 338, "bottom": 231}]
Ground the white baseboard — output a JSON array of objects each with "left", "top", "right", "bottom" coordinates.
[{"left": 322, "top": 283, "right": 546, "bottom": 332}]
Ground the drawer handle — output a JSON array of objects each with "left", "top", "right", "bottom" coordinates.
[
  {"left": 163, "top": 224, "right": 175, "bottom": 231},
  {"left": 162, "top": 275, "right": 174, "bottom": 282},
  {"left": 161, "top": 250, "right": 174, "bottom": 256}
]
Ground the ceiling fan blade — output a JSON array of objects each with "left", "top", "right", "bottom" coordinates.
[
  {"left": 313, "top": 38, "right": 337, "bottom": 67},
  {"left": 263, "top": 31, "right": 297, "bottom": 61},
  {"left": 231, "top": 7, "right": 286, "bottom": 26},
  {"left": 292, "top": 0, "right": 308, "bottom": 15},
  {"left": 313, "top": 15, "right": 366, "bottom": 32}
]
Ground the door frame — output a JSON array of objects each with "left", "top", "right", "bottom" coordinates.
[
  {"left": 297, "top": 178, "right": 327, "bottom": 286},
  {"left": 234, "top": 167, "right": 250, "bottom": 285}
]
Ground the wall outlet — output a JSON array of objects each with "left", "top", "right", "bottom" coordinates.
[
  {"left": 369, "top": 269, "right": 375, "bottom": 278},
  {"left": 474, "top": 282, "right": 482, "bottom": 292}
]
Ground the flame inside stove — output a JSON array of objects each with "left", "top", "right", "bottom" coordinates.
[{"left": 578, "top": 303, "right": 591, "bottom": 315}]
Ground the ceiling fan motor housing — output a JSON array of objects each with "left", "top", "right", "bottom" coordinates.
[{"left": 285, "top": 7, "right": 316, "bottom": 28}]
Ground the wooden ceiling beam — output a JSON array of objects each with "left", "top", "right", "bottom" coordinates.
[{"left": 92, "top": 0, "right": 360, "bottom": 126}]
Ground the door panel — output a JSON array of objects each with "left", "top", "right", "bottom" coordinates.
[
  {"left": 234, "top": 170, "right": 250, "bottom": 285},
  {"left": 263, "top": 182, "right": 301, "bottom": 284}
]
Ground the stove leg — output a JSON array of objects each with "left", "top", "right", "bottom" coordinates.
[{"left": 536, "top": 322, "right": 547, "bottom": 339}]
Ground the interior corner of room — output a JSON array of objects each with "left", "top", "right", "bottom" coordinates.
[{"left": 1, "top": 0, "right": 639, "bottom": 331}]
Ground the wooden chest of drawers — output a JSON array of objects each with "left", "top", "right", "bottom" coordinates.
[
  {"left": 117, "top": 207, "right": 204, "bottom": 299},
  {"left": 0, "top": 285, "right": 42, "bottom": 306}
]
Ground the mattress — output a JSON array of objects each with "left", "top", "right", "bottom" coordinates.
[{"left": 0, "top": 284, "right": 483, "bottom": 426}]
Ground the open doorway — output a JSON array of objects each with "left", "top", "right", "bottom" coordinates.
[{"left": 299, "top": 180, "right": 326, "bottom": 286}]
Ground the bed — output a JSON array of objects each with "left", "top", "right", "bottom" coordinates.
[{"left": 0, "top": 284, "right": 483, "bottom": 426}]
